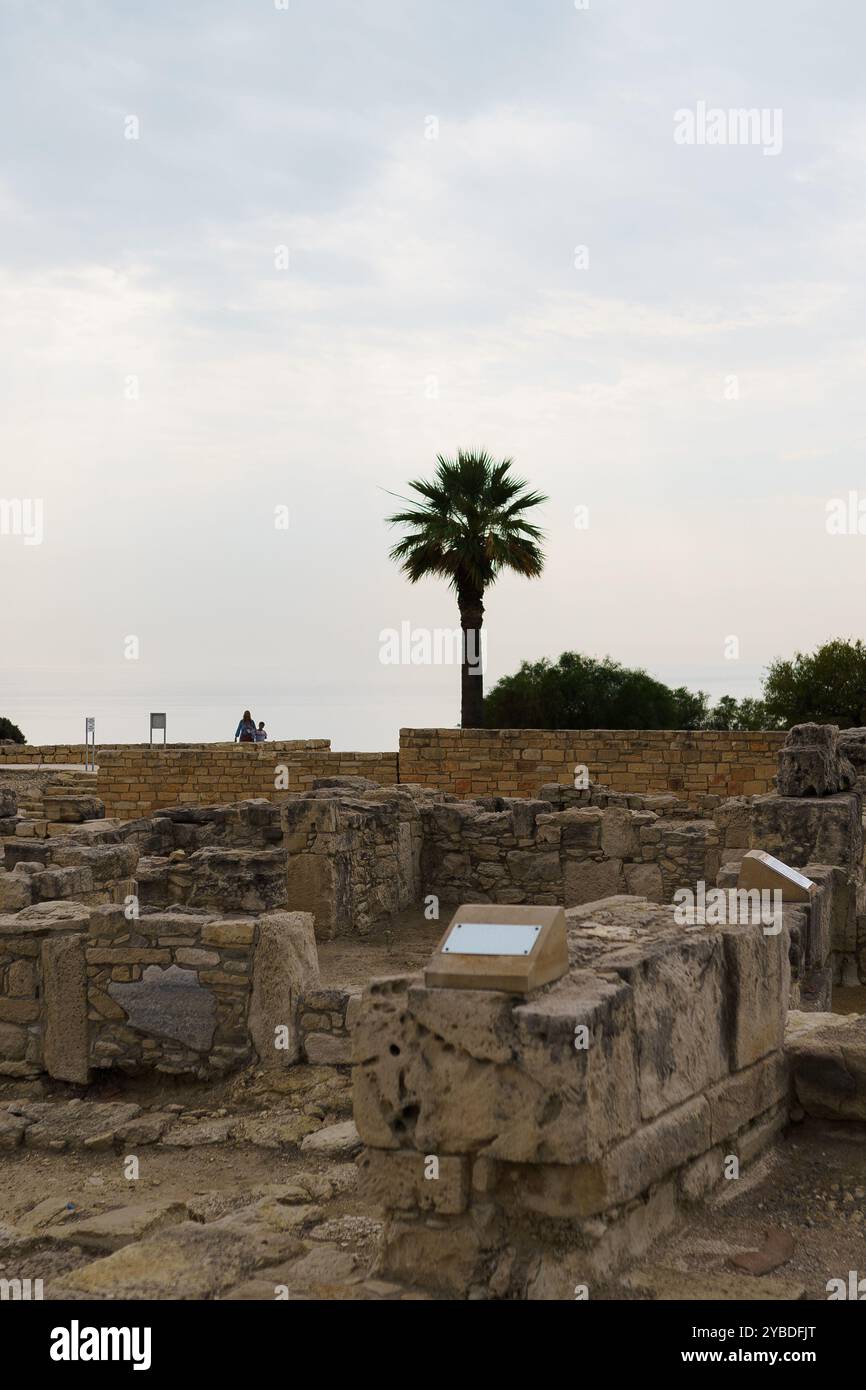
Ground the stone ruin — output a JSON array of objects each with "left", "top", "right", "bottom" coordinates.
[{"left": 1, "top": 725, "right": 866, "bottom": 1299}]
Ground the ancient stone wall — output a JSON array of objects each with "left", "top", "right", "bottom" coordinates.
[
  {"left": 0, "top": 898, "right": 319, "bottom": 1083},
  {"left": 0, "top": 744, "right": 96, "bottom": 764},
  {"left": 283, "top": 783, "right": 424, "bottom": 938},
  {"left": 713, "top": 789, "right": 866, "bottom": 988},
  {"left": 97, "top": 744, "right": 399, "bottom": 818},
  {"left": 2, "top": 730, "right": 786, "bottom": 818},
  {"left": 420, "top": 786, "right": 720, "bottom": 909},
  {"left": 353, "top": 896, "right": 792, "bottom": 1297},
  {"left": 400, "top": 728, "right": 785, "bottom": 801}
]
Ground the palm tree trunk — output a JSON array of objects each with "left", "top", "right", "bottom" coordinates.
[{"left": 458, "top": 590, "right": 485, "bottom": 727}]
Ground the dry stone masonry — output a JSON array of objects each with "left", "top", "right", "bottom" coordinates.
[{"left": 2, "top": 723, "right": 866, "bottom": 1300}]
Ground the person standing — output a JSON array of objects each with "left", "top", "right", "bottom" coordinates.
[
  {"left": 254, "top": 721, "right": 268, "bottom": 742},
  {"left": 234, "top": 710, "right": 256, "bottom": 743}
]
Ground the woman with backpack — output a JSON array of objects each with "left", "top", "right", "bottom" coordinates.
[{"left": 234, "top": 710, "right": 256, "bottom": 743}]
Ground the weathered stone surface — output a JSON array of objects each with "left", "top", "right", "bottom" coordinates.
[
  {"left": 300, "top": 1120, "right": 362, "bottom": 1159},
  {"left": 785, "top": 1012, "right": 866, "bottom": 1119},
  {"left": 376, "top": 1213, "right": 493, "bottom": 1296},
  {"left": 0, "top": 872, "right": 32, "bottom": 912},
  {"left": 233, "top": 1112, "right": 320, "bottom": 1149},
  {"left": 43, "top": 1200, "right": 188, "bottom": 1251},
  {"left": 249, "top": 911, "right": 319, "bottom": 1068},
  {"left": 0, "top": 1111, "right": 26, "bottom": 1148},
  {"left": 566, "top": 904, "right": 728, "bottom": 1120},
  {"left": 837, "top": 727, "right": 866, "bottom": 790},
  {"left": 42, "top": 932, "right": 89, "bottom": 1084},
  {"left": 16, "top": 1099, "right": 142, "bottom": 1149},
  {"left": 563, "top": 856, "right": 625, "bottom": 906},
  {"left": 53, "top": 1221, "right": 303, "bottom": 1299},
  {"left": 358, "top": 1149, "right": 469, "bottom": 1215},
  {"left": 776, "top": 723, "right": 855, "bottom": 798},
  {"left": 705, "top": 1052, "right": 789, "bottom": 1144},
  {"left": 108, "top": 964, "right": 217, "bottom": 1052},
  {"left": 623, "top": 861, "right": 664, "bottom": 901},
  {"left": 720, "top": 922, "right": 790, "bottom": 1070},
  {"left": 0, "top": 1021, "right": 27, "bottom": 1061},
  {"left": 161, "top": 1117, "right": 236, "bottom": 1147},
  {"left": 749, "top": 793, "right": 863, "bottom": 874},
  {"left": 114, "top": 1112, "right": 174, "bottom": 1146},
  {"left": 304, "top": 1033, "right": 352, "bottom": 1065}
]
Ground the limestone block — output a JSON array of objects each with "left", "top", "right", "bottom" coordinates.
[
  {"left": 526, "top": 1181, "right": 679, "bottom": 1294},
  {"left": 108, "top": 964, "right": 217, "bottom": 1053},
  {"left": 248, "top": 913, "right": 319, "bottom": 1068},
  {"left": 736, "top": 1102, "right": 787, "bottom": 1165},
  {"left": 776, "top": 722, "right": 855, "bottom": 797},
  {"left": 557, "top": 808, "right": 603, "bottom": 850},
  {"left": 602, "top": 930, "right": 728, "bottom": 1121},
  {"left": 600, "top": 807, "right": 640, "bottom": 860},
  {"left": 623, "top": 862, "right": 664, "bottom": 902},
  {"left": 42, "top": 795, "right": 104, "bottom": 823},
  {"left": 285, "top": 853, "right": 336, "bottom": 939},
  {"left": 720, "top": 922, "right": 790, "bottom": 1070},
  {"left": 806, "top": 864, "right": 855, "bottom": 959},
  {"left": 837, "top": 726, "right": 866, "bottom": 790},
  {"left": 52, "top": 1220, "right": 303, "bottom": 1300},
  {"left": 357, "top": 1149, "right": 469, "bottom": 1214},
  {"left": 407, "top": 986, "right": 516, "bottom": 1064},
  {"left": 0, "top": 871, "right": 32, "bottom": 912},
  {"left": 376, "top": 1210, "right": 497, "bottom": 1296},
  {"left": 705, "top": 1051, "right": 789, "bottom": 1144},
  {"left": 785, "top": 1013, "right": 866, "bottom": 1120},
  {"left": 49, "top": 843, "right": 138, "bottom": 883},
  {"left": 43, "top": 1200, "right": 188, "bottom": 1252},
  {"left": 354, "top": 969, "right": 639, "bottom": 1165},
  {"left": 0, "top": 1021, "right": 27, "bottom": 1060},
  {"left": 563, "top": 856, "right": 625, "bottom": 906},
  {"left": 353, "top": 974, "right": 422, "bottom": 1150},
  {"left": 34, "top": 866, "right": 95, "bottom": 901},
  {"left": 713, "top": 796, "right": 753, "bottom": 851},
  {"left": 42, "top": 934, "right": 89, "bottom": 1084},
  {"left": 597, "top": 1094, "right": 711, "bottom": 1209},
  {"left": 303, "top": 1032, "right": 351, "bottom": 1066},
  {"left": 749, "top": 793, "right": 863, "bottom": 874}
]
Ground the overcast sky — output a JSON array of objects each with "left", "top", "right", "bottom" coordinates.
[{"left": 2, "top": 0, "right": 866, "bottom": 748}]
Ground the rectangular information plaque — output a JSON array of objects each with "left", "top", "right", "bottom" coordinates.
[
  {"left": 442, "top": 922, "right": 542, "bottom": 956},
  {"left": 425, "top": 903, "right": 568, "bottom": 994},
  {"left": 737, "top": 849, "right": 815, "bottom": 901}
]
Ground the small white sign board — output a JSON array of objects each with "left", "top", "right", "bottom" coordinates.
[
  {"left": 737, "top": 850, "right": 815, "bottom": 901},
  {"left": 442, "top": 922, "right": 542, "bottom": 957},
  {"left": 749, "top": 852, "right": 814, "bottom": 892}
]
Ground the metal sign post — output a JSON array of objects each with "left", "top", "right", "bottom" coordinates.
[
  {"left": 149, "top": 712, "right": 167, "bottom": 746},
  {"left": 84, "top": 716, "right": 96, "bottom": 771}
]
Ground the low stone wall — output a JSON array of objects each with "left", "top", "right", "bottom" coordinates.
[
  {"left": 0, "top": 899, "right": 319, "bottom": 1083},
  {"left": 299, "top": 987, "right": 360, "bottom": 1066},
  {"left": 0, "top": 744, "right": 94, "bottom": 764},
  {"left": 283, "top": 784, "right": 424, "bottom": 939},
  {"left": 353, "top": 895, "right": 792, "bottom": 1298},
  {"left": 97, "top": 744, "right": 399, "bottom": 819},
  {"left": 420, "top": 788, "right": 720, "bottom": 909},
  {"left": 713, "top": 790, "right": 865, "bottom": 986},
  {"left": 400, "top": 728, "right": 785, "bottom": 801},
  {"left": 3, "top": 730, "right": 786, "bottom": 817}
]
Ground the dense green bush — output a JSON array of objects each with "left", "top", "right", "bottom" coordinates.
[
  {"left": 762, "top": 638, "right": 866, "bottom": 728},
  {"left": 0, "top": 717, "right": 25, "bottom": 743},
  {"left": 483, "top": 652, "right": 782, "bottom": 731}
]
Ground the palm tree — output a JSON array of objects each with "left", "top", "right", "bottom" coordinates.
[{"left": 386, "top": 450, "right": 547, "bottom": 728}]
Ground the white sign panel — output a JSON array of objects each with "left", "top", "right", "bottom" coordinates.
[
  {"left": 753, "top": 852, "right": 814, "bottom": 892},
  {"left": 442, "top": 922, "right": 542, "bottom": 957}
]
